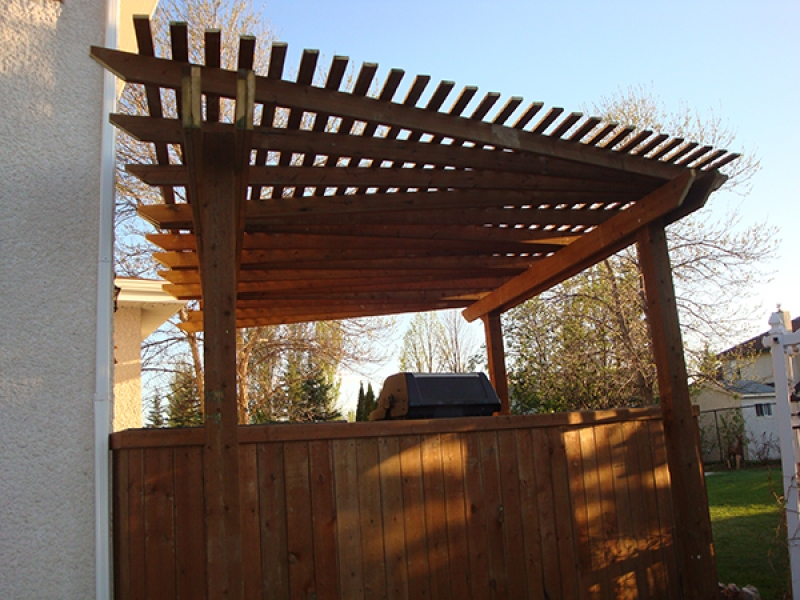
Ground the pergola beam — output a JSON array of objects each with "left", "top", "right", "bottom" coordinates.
[
  {"left": 153, "top": 251, "right": 539, "bottom": 271},
  {"left": 462, "top": 170, "right": 695, "bottom": 321},
  {"left": 91, "top": 45, "right": 689, "bottom": 180},
  {"left": 137, "top": 191, "right": 632, "bottom": 225},
  {"left": 138, "top": 198, "right": 624, "bottom": 229},
  {"left": 111, "top": 113, "right": 656, "bottom": 184}
]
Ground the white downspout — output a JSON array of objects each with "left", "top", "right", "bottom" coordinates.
[{"left": 95, "top": 0, "right": 119, "bottom": 597}]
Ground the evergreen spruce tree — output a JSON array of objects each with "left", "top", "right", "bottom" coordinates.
[
  {"left": 365, "top": 383, "right": 377, "bottom": 419},
  {"left": 146, "top": 393, "right": 165, "bottom": 428},
  {"left": 166, "top": 364, "right": 203, "bottom": 427},
  {"left": 355, "top": 382, "right": 367, "bottom": 422}
]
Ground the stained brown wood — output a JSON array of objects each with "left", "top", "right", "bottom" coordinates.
[
  {"left": 333, "top": 439, "right": 364, "bottom": 599},
  {"left": 648, "top": 420, "right": 680, "bottom": 599},
  {"left": 496, "top": 430, "right": 528, "bottom": 598},
  {"left": 398, "top": 435, "right": 431, "bottom": 600},
  {"left": 578, "top": 426, "right": 611, "bottom": 598},
  {"left": 309, "top": 440, "right": 340, "bottom": 600},
  {"left": 173, "top": 446, "right": 206, "bottom": 600},
  {"left": 460, "top": 432, "right": 492, "bottom": 600},
  {"left": 483, "top": 311, "right": 509, "bottom": 414},
  {"left": 550, "top": 428, "right": 579, "bottom": 598},
  {"left": 420, "top": 434, "right": 452, "bottom": 600},
  {"left": 239, "top": 444, "right": 261, "bottom": 600},
  {"left": 95, "top": 26, "right": 734, "bottom": 330},
  {"left": 128, "top": 448, "right": 145, "bottom": 600},
  {"left": 478, "top": 430, "right": 508, "bottom": 599},
  {"left": 637, "top": 220, "right": 717, "bottom": 599},
  {"left": 144, "top": 447, "right": 177, "bottom": 600},
  {"left": 356, "top": 438, "right": 388, "bottom": 599},
  {"left": 284, "top": 441, "right": 315, "bottom": 600},
  {"left": 564, "top": 428, "right": 597, "bottom": 598},
  {"left": 532, "top": 429, "right": 562, "bottom": 599},
  {"left": 439, "top": 433, "right": 470, "bottom": 600},
  {"left": 462, "top": 171, "right": 696, "bottom": 321},
  {"left": 112, "top": 411, "right": 681, "bottom": 600},
  {"left": 113, "top": 450, "right": 131, "bottom": 600},
  {"left": 514, "top": 429, "right": 546, "bottom": 599},
  {"left": 377, "top": 437, "right": 410, "bottom": 600},
  {"left": 111, "top": 407, "right": 665, "bottom": 450},
  {"left": 258, "top": 443, "right": 290, "bottom": 599}
]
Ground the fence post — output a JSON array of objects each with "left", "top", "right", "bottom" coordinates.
[{"left": 763, "top": 310, "right": 800, "bottom": 599}]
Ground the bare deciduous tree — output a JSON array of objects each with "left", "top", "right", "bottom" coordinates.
[{"left": 507, "top": 88, "right": 777, "bottom": 413}]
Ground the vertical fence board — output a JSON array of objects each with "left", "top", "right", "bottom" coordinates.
[
  {"left": 173, "top": 445, "right": 206, "bottom": 600},
  {"left": 421, "top": 434, "right": 452, "bottom": 600},
  {"left": 595, "top": 424, "right": 623, "bottom": 594},
  {"left": 378, "top": 436, "right": 410, "bottom": 600},
  {"left": 623, "top": 421, "right": 654, "bottom": 599},
  {"left": 258, "top": 442, "right": 290, "bottom": 600},
  {"left": 532, "top": 429, "right": 562, "bottom": 599},
  {"left": 334, "top": 438, "right": 364, "bottom": 599},
  {"left": 239, "top": 443, "right": 262, "bottom": 600},
  {"left": 633, "top": 420, "right": 668, "bottom": 599},
  {"left": 440, "top": 433, "right": 470, "bottom": 600},
  {"left": 114, "top": 450, "right": 131, "bottom": 600},
  {"left": 608, "top": 423, "right": 638, "bottom": 599},
  {"left": 515, "top": 429, "right": 546, "bottom": 599},
  {"left": 309, "top": 440, "right": 341, "bottom": 600},
  {"left": 648, "top": 420, "right": 681, "bottom": 599},
  {"left": 578, "top": 426, "right": 610, "bottom": 600},
  {"left": 143, "top": 447, "right": 177, "bottom": 600},
  {"left": 398, "top": 435, "right": 431, "bottom": 600},
  {"left": 357, "top": 438, "right": 388, "bottom": 600},
  {"left": 128, "top": 448, "right": 146, "bottom": 600},
  {"left": 550, "top": 428, "right": 579, "bottom": 599},
  {"left": 285, "top": 441, "right": 315, "bottom": 600},
  {"left": 496, "top": 429, "right": 528, "bottom": 599},
  {"left": 478, "top": 430, "right": 508, "bottom": 600},
  {"left": 564, "top": 428, "right": 595, "bottom": 599},
  {"left": 461, "top": 433, "right": 493, "bottom": 600}
]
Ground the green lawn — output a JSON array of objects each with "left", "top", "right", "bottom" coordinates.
[{"left": 706, "top": 466, "right": 790, "bottom": 599}]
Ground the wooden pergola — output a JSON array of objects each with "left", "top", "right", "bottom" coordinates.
[{"left": 93, "top": 17, "right": 733, "bottom": 599}]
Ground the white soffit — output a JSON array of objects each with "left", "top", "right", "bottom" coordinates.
[{"left": 115, "top": 277, "right": 185, "bottom": 339}]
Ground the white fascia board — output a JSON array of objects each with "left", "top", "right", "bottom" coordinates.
[{"left": 115, "top": 278, "right": 186, "bottom": 339}]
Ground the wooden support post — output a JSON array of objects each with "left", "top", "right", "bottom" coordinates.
[
  {"left": 182, "top": 66, "right": 246, "bottom": 600},
  {"left": 637, "top": 219, "right": 718, "bottom": 599},
  {"left": 482, "top": 311, "right": 510, "bottom": 414}
]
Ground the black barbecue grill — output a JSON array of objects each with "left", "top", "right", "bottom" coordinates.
[{"left": 369, "top": 372, "right": 501, "bottom": 420}]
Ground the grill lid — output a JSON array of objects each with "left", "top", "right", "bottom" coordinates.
[{"left": 369, "top": 372, "right": 501, "bottom": 420}]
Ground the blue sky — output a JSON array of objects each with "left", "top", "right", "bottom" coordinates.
[
  {"left": 258, "top": 0, "right": 799, "bottom": 325},
  {"left": 251, "top": 0, "right": 799, "bottom": 405}
]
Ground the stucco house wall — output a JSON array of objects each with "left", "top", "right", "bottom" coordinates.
[
  {"left": 0, "top": 1, "right": 159, "bottom": 596},
  {"left": 0, "top": 1, "right": 108, "bottom": 597}
]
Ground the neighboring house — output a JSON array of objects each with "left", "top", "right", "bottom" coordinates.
[
  {"left": 114, "top": 277, "right": 185, "bottom": 431},
  {"left": 694, "top": 313, "right": 800, "bottom": 463},
  {"left": 1, "top": 1, "right": 157, "bottom": 597}
]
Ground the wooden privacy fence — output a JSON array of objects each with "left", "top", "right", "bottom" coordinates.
[{"left": 112, "top": 407, "right": 682, "bottom": 599}]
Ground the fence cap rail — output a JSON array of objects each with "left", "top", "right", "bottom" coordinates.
[{"left": 111, "top": 406, "right": 663, "bottom": 449}]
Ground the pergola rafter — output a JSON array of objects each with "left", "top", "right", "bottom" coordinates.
[
  {"left": 91, "top": 16, "right": 731, "bottom": 599},
  {"left": 93, "top": 26, "right": 732, "bottom": 328}
]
